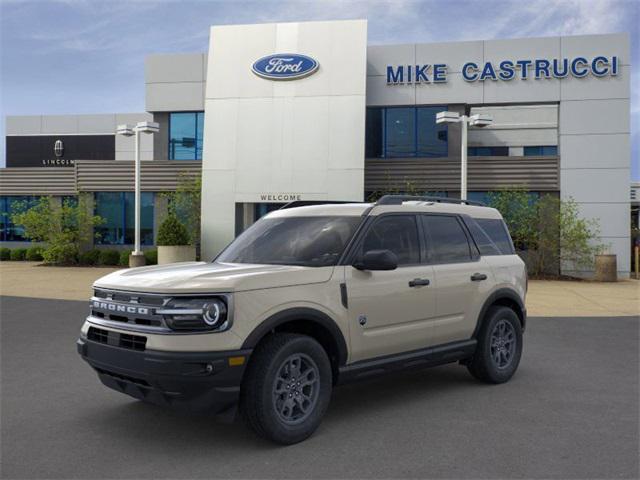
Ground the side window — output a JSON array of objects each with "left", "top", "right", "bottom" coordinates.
[
  {"left": 423, "top": 215, "right": 472, "bottom": 263},
  {"left": 360, "top": 215, "right": 420, "bottom": 266},
  {"left": 476, "top": 218, "right": 515, "bottom": 254},
  {"left": 465, "top": 218, "right": 501, "bottom": 256}
]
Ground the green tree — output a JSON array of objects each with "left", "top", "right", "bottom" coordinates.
[
  {"left": 11, "top": 196, "right": 104, "bottom": 265},
  {"left": 162, "top": 173, "right": 201, "bottom": 246},
  {"left": 486, "top": 188, "right": 604, "bottom": 277}
]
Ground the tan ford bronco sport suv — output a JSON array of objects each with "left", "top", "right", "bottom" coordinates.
[{"left": 78, "top": 195, "right": 527, "bottom": 444}]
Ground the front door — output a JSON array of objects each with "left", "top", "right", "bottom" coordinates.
[{"left": 345, "top": 214, "right": 436, "bottom": 362}]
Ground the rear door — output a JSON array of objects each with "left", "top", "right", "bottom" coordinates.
[{"left": 421, "top": 214, "right": 493, "bottom": 345}]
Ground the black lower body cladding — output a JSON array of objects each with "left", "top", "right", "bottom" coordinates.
[{"left": 77, "top": 336, "right": 251, "bottom": 414}]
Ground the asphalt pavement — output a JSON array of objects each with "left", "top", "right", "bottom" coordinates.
[{"left": 1, "top": 295, "right": 638, "bottom": 479}]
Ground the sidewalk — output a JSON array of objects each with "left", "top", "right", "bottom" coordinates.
[
  {"left": 0, "top": 261, "right": 638, "bottom": 317},
  {"left": 0, "top": 262, "right": 118, "bottom": 302}
]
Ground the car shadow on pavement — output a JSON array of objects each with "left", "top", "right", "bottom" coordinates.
[{"left": 77, "top": 362, "right": 489, "bottom": 450}]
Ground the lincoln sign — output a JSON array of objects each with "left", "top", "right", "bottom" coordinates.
[{"left": 386, "top": 55, "right": 620, "bottom": 84}]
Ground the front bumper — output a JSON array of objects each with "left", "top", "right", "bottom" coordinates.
[{"left": 77, "top": 336, "right": 251, "bottom": 415}]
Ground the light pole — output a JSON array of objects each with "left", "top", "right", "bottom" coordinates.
[
  {"left": 436, "top": 111, "right": 492, "bottom": 200},
  {"left": 116, "top": 121, "right": 159, "bottom": 267}
]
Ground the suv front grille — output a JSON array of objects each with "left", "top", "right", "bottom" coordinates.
[
  {"left": 87, "top": 326, "right": 147, "bottom": 351},
  {"left": 90, "top": 288, "right": 170, "bottom": 331}
]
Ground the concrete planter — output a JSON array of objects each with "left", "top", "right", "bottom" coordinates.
[
  {"left": 594, "top": 254, "right": 617, "bottom": 282},
  {"left": 158, "top": 245, "right": 196, "bottom": 265}
]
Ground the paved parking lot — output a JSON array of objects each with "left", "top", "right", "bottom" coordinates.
[{"left": 1, "top": 295, "right": 638, "bottom": 479}]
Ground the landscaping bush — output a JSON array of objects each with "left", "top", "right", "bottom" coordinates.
[
  {"left": 42, "top": 244, "right": 79, "bottom": 265},
  {"left": 10, "top": 248, "right": 27, "bottom": 261},
  {"left": 0, "top": 248, "right": 10, "bottom": 261},
  {"left": 157, "top": 214, "right": 190, "bottom": 246},
  {"left": 11, "top": 195, "right": 104, "bottom": 265},
  {"left": 25, "top": 246, "right": 44, "bottom": 261},
  {"left": 79, "top": 249, "right": 101, "bottom": 266},
  {"left": 119, "top": 250, "right": 130, "bottom": 267},
  {"left": 144, "top": 249, "right": 158, "bottom": 265},
  {"left": 98, "top": 249, "right": 120, "bottom": 266}
]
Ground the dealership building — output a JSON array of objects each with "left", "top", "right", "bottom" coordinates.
[{"left": 0, "top": 20, "right": 632, "bottom": 276}]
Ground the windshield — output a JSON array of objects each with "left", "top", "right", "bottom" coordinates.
[{"left": 217, "top": 216, "right": 362, "bottom": 267}]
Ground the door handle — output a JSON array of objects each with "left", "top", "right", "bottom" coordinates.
[
  {"left": 409, "top": 278, "right": 430, "bottom": 287},
  {"left": 470, "top": 273, "right": 488, "bottom": 282}
]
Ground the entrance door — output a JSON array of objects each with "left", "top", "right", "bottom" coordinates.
[{"left": 345, "top": 214, "right": 436, "bottom": 362}]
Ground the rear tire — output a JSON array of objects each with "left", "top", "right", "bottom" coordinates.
[
  {"left": 467, "top": 306, "right": 522, "bottom": 384},
  {"left": 240, "top": 333, "right": 332, "bottom": 444}
]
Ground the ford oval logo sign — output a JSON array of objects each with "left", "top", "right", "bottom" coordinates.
[{"left": 252, "top": 53, "right": 319, "bottom": 80}]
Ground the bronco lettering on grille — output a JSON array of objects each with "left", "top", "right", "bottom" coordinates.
[{"left": 92, "top": 300, "right": 149, "bottom": 315}]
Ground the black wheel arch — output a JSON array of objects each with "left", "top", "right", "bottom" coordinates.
[
  {"left": 241, "top": 307, "right": 348, "bottom": 380},
  {"left": 473, "top": 288, "right": 527, "bottom": 338}
]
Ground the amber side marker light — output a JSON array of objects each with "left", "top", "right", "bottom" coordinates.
[{"left": 228, "top": 356, "right": 246, "bottom": 366}]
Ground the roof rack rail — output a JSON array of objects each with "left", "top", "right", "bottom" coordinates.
[
  {"left": 279, "top": 200, "right": 364, "bottom": 210},
  {"left": 375, "top": 195, "right": 485, "bottom": 207}
]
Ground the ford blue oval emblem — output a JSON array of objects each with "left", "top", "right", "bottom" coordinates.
[{"left": 252, "top": 53, "right": 319, "bottom": 80}]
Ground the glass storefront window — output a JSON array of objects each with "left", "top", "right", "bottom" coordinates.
[
  {"left": 0, "top": 196, "right": 39, "bottom": 242},
  {"left": 386, "top": 108, "right": 415, "bottom": 157},
  {"left": 169, "top": 112, "right": 204, "bottom": 160},
  {"left": 365, "top": 106, "right": 448, "bottom": 158},
  {"left": 468, "top": 146, "right": 509, "bottom": 156},
  {"left": 524, "top": 146, "right": 558, "bottom": 156},
  {"left": 95, "top": 192, "right": 154, "bottom": 245},
  {"left": 416, "top": 107, "right": 448, "bottom": 157}
]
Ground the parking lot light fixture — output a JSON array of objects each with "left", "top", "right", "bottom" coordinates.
[
  {"left": 116, "top": 122, "right": 159, "bottom": 267},
  {"left": 436, "top": 111, "right": 493, "bottom": 200}
]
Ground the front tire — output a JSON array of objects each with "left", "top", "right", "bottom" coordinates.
[
  {"left": 240, "top": 333, "right": 332, "bottom": 444},
  {"left": 467, "top": 306, "right": 523, "bottom": 384}
]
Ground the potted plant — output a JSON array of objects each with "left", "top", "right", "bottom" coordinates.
[{"left": 156, "top": 214, "right": 196, "bottom": 264}]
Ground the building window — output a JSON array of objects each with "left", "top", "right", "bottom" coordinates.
[
  {"left": 169, "top": 112, "right": 204, "bottom": 160},
  {"left": 468, "top": 146, "right": 509, "bottom": 156},
  {"left": 366, "top": 106, "right": 448, "bottom": 158},
  {"left": 0, "top": 196, "right": 39, "bottom": 242},
  {"left": 95, "top": 192, "right": 154, "bottom": 245},
  {"left": 523, "top": 146, "right": 558, "bottom": 156}
]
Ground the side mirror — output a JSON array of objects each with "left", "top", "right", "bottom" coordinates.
[{"left": 353, "top": 249, "right": 398, "bottom": 271}]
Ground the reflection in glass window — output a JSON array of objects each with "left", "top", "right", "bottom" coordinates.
[
  {"left": 386, "top": 108, "right": 416, "bottom": 157},
  {"left": 361, "top": 215, "right": 420, "bottom": 265},
  {"left": 476, "top": 218, "right": 515, "bottom": 255},
  {"left": 423, "top": 215, "right": 471, "bottom": 263},
  {"left": 95, "top": 192, "right": 154, "bottom": 245},
  {"left": 0, "top": 196, "right": 39, "bottom": 242},
  {"left": 169, "top": 112, "right": 204, "bottom": 160},
  {"left": 365, "top": 106, "right": 448, "bottom": 158},
  {"left": 417, "top": 107, "right": 448, "bottom": 157}
]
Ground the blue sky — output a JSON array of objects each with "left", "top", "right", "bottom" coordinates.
[{"left": 1, "top": 0, "right": 638, "bottom": 178}]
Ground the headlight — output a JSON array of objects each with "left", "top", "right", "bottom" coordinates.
[{"left": 159, "top": 297, "right": 229, "bottom": 332}]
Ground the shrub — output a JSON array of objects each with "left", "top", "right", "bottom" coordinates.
[
  {"left": 98, "top": 249, "right": 120, "bottom": 266},
  {"left": 163, "top": 173, "right": 201, "bottom": 246},
  {"left": 144, "top": 249, "right": 158, "bottom": 265},
  {"left": 0, "top": 248, "right": 10, "bottom": 261},
  {"left": 10, "top": 248, "right": 27, "bottom": 261},
  {"left": 79, "top": 249, "right": 101, "bottom": 266},
  {"left": 157, "top": 214, "right": 190, "bottom": 246},
  {"left": 25, "top": 246, "right": 44, "bottom": 261},
  {"left": 119, "top": 250, "right": 130, "bottom": 267},
  {"left": 10, "top": 195, "right": 104, "bottom": 265},
  {"left": 487, "top": 189, "right": 604, "bottom": 277},
  {"left": 42, "top": 244, "right": 79, "bottom": 265}
]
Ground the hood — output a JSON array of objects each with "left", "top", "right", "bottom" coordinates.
[{"left": 93, "top": 261, "right": 335, "bottom": 294}]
